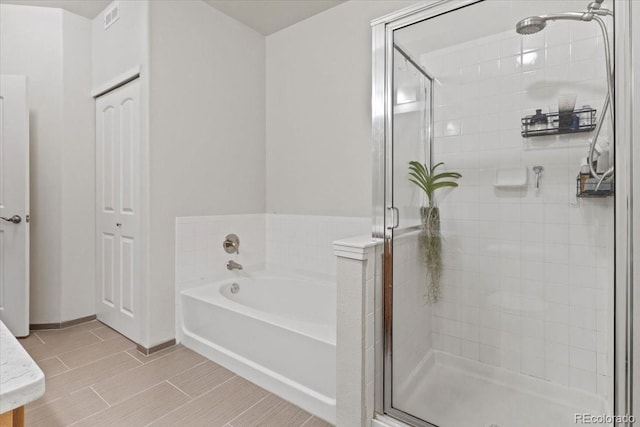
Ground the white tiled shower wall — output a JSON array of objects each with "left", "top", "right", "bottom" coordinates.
[{"left": 420, "top": 19, "right": 614, "bottom": 398}]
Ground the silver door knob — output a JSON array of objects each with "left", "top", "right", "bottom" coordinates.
[{"left": 0, "top": 215, "right": 22, "bottom": 224}]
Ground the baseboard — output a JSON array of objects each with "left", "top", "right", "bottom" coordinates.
[
  {"left": 30, "top": 314, "right": 97, "bottom": 330},
  {"left": 136, "top": 339, "right": 176, "bottom": 356}
]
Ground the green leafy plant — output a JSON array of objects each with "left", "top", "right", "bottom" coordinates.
[
  {"left": 408, "top": 161, "right": 461, "bottom": 303},
  {"left": 408, "top": 161, "right": 462, "bottom": 209}
]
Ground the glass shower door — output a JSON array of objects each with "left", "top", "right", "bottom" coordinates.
[
  {"left": 382, "top": 1, "right": 616, "bottom": 426},
  {"left": 386, "top": 44, "right": 435, "bottom": 426}
]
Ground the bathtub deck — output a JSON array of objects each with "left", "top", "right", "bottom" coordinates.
[{"left": 17, "top": 320, "right": 331, "bottom": 427}]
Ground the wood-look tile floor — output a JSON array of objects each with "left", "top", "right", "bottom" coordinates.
[{"left": 18, "top": 321, "right": 332, "bottom": 427}]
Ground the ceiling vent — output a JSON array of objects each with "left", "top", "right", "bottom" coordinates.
[{"left": 104, "top": 3, "right": 120, "bottom": 30}]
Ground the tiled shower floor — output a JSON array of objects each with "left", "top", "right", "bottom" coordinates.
[{"left": 18, "top": 320, "right": 331, "bottom": 427}]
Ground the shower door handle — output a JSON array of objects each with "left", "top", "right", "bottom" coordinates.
[{"left": 387, "top": 207, "right": 400, "bottom": 229}]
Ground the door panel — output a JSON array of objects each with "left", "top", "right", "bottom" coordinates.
[
  {"left": 0, "top": 75, "right": 29, "bottom": 337},
  {"left": 101, "top": 233, "right": 115, "bottom": 306},
  {"left": 96, "top": 79, "right": 140, "bottom": 342}
]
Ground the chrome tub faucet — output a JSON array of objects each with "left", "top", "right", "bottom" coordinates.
[{"left": 226, "top": 260, "right": 243, "bottom": 270}]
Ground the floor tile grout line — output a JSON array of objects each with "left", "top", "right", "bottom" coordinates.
[
  {"left": 122, "top": 347, "right": 147, "bottom": 365},
  {"left": 90, "top": 385, "right": 112, "bottom": 408},
  {"left": 28, "top": 333, "right": 114, "bottom": 362},
  {"left": 70, "top": 373, "right": 184, "bottom": 426},
  {"left": 89, "top": 329, "right": 106, "bottom": 341},
  {"left": 156, "top": 356, "right": 212, "bottom": 381},
  {"left": 71, "top": 349, "right": 202, "bottom": 406},
  {"left": 165, "top": 379, "right": 194, "bottom": 400},
  {"left": 299, "top": 414, "right": 316, "bottom": 426},
  {"left": 58, "top": 334, "right": 137, "bottom": 357},
  {"left": 54, "top": 345, "right": 142, "bottom": 372},
  {"left": 148, "top": 374, "right": 239, "bottom": 425},
  {"left": 33, "top": 332, "right": 46, "bottom": 345},
  {"left": 93, "top": 372, "right": 179, "bottom": 407},
  {"left": 225, "top": 392, "right": 273, "bottom": 426},
  {"left": 56, "top": 355, "right": 72, "bottom": 371},
  {"left": 25, "top": 394, "right": 66, "bottom": 414}
]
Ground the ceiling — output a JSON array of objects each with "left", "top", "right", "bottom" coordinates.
[
  {"left": 204, "top": 0, "right": 345, "bottom": 35},
  {"left": 0, "top": 0, "right": 111, "bottom": 18},
  {"left": 0, "top": 0, "right": 346, "bottom": 35}
]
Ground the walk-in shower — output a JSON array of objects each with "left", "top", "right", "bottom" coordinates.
[{"left": 371, "top": 0, "right": 631, "bottom": 426}]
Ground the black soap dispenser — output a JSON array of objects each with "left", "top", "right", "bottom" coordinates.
[{"left": 530, "top": 109, "right": 548, "bottom": 131}]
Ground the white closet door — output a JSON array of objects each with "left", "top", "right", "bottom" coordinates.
[{"left": 96, "top": 79, "right": 140, "bottom": 342}]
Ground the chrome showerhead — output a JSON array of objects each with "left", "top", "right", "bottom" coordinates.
[
  {"left": 515, "top": 12, "right": 590, "bottom": 35},
  {"left": 516, "top": 16, "right": 546, "bottom": 35}
]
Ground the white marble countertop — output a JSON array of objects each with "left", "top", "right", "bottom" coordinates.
[{"left": 0, "top": 321, "right": 45, "bottom": 413}]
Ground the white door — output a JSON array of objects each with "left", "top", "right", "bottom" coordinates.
[
  {"left": 96, "top": 79, "right": 140, "bottom": 342},
  {"left": 0, "top": 76, "right": 30, "bottom": 337}
]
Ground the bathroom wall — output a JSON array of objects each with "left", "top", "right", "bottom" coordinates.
[
  {"left": 266, "top": 215, "right": 369, "bottom": 278},
  {"left": 265, "top": 0, "right": 415, "bottom": 218},
  {"left": 91, "top": 0, "right": 148, "bottom": 89},
  {"left": 60, "top": 11, "right": 95, "bottom": 322},
  {"left": 0, "top": 4, "right": 94, "bottom": 324},
  {"left": 416, "top": 11, "right": 614, "bottom": 399},
  {"left": 148, "top": 0, "right": 266, "bottom": 346}
]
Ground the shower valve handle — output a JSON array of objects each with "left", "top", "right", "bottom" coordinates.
[{"left": 223, "top": 234, "right": 240, "bottom": 254}]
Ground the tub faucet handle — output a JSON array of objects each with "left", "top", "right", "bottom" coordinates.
[{"left": 223, "top": 234, "right": 240, "bottom": 254}]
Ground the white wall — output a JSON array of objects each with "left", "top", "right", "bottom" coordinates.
[
  {"left": 148, "top": 0, "right": 266, "bottom": 346},
  {"left": 0, "top": 4, "right": 94, "bottom": 323},
  {"left": 1, "top": 4, "right": 63, "bottom": 323},
  {"left": 265, "top": 0, "right": 415, "bottom": 217},
  {"left": 91, "top": 0, "right": 148, "bottom": 89},
  {"left": 60, "top": 10, "right": 95, "bottom": 322}
]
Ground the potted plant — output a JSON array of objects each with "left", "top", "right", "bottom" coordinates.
[{"left": 408, "top": 161, "right": 462, "bottom": 303}]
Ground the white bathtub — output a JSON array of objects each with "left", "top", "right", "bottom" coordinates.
[{"left": 178, "top": 271, "right": 336, "bottom": 424}]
